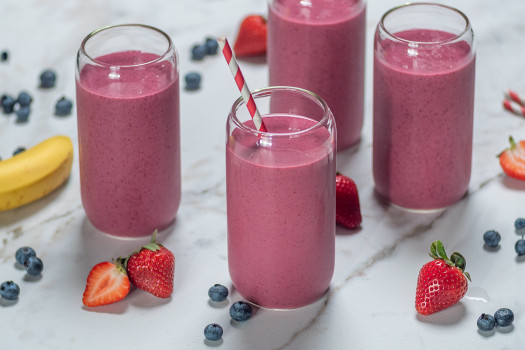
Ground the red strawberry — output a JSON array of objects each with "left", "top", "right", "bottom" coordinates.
[
  {"left": 233, "top": 15, "right": 267, "bottom": 57},
  {"left": 126, "top": 230, "right": 175, "bottom": 298},
  {"left": 498, "top": 136, "right": 525, "bottom": 181},
  {"left": 415, "top": 240, "right": 471, "bottom": 315},
  {"left": 82, "top": 259, "right": 130, "bottom": 307},
  {"left": 336, "top": 172, "right": 362, "bottom": 229}
]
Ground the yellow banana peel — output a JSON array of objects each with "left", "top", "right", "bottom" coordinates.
[{"left": 0, "top": 135, "right": 74, "bottom": 211}]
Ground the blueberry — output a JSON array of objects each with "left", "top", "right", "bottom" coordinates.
[
  {"left": 0, "top": 281, "right": 20, "bottom": 300},
  {"left": 205, "top": 37, "right": 219, "bottom": 55},
  {"left": 494, "top": 308, "right": 514, "bottom": 327},
  {"left": 55, "top": 96, "right": 73, "bottom": 116},
  {"left": 208, "top": 284, "right": 229, "bottom": 302},
  {"left": 17, "top": 91, "right": 32, "bottom": 107},
  {"left": 204, "top": 323, "right": 223, "bottom": 341},
  {"left": 1, "top": 50, "right": 8, "bottom": 62},
  {"left": 515, "top": 239, "right": 525, "bottom": 256},
  {"left": 191, "top": 44, "right": 206, "bottom": 61},
  {"left": 230, "top": 301, "right": 253, "bottom": 322},
  {"left": 25, "top": 256, "right": 43, "bottom": 276},
  {"left": 477, "top": 313, "right": 496, "bottom": 332},
  {"left": 1, "top": 94, "right": 16, "bottom": 114},
  {"left": 483, "top": 230, "right": 501, "bottom": 248},
  {"left": 13, "top": 147, "right": 26, "bottom": 156},
  {"left": 515, "top": 218, "right": 525, "bottom": 234},
  {"left": 184, "top": 72, "right": 202, "bottom": 91},
  {"left": 15, "top": 247, "right": 36, "bottom": 265},
  {"left": 39, "top": 69, "right": 56, "bottom": 88},
  {"left": 15, "top": 106, "right": 30, "bottom": 123}
]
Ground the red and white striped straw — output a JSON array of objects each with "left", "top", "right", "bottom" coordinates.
[
  {"left": 217, "top": 36, "right": 267, "bottom": 132},
  {"left": 505, "top": 90, "right": 525, "bottom": 107},
  {"left": 503, "top": 99, "right": 525, "bottom": 117}
]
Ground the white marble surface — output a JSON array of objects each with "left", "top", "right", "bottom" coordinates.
[{"left": 1, "top": 0, "right": 525, "bottom": 349}]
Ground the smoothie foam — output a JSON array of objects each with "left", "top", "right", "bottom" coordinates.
[
  {"left": 268, "top": 0, "right": 366, "bottom": 150},
  {"left": 227, "top": 115, "right": 335, "bottom": 309},
  {"left": 373, "top": 29, "right": 475, "bottom": 210},
  {"left": 76, "top": 51, "right": 180, "bottom": 236}
]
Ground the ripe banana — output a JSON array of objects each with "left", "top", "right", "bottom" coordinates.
[{"left": 0, "top": 135, "right": 73, "bottom": 211}]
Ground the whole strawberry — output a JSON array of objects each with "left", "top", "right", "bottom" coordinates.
[
  {"left": 233, "top": 15, "right": 267, "bottom": 57},
  {"left": 498, "top": 136, "right": 525, "bottom": 181},
  {"left": 336, "top": 172, "right": 362, "bottom": 229},
  {"left": 126, "top": 230, "right": 175, "bottom": 298},
  {"left": 415, "top": 240, "right": 471, "bottom": 315}
]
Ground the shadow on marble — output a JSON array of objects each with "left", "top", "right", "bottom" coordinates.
[
  {"left": 127, "top": 288, "right": 172, "bottom": 309},
  {"left": 477, "top": 328, "right": 496, "bottom": 337},
  {"left": 496, "top": 324, "right": 514, "bottom": 334},
  {"left": 81, "top": 300, "right": 128, "bottom": 314},
  {"left": 203, "top": 338, "right": 224, "bottom": 347},
  {"left": 501, "top": 176, "right": 525, "bottom": 191},
  {"left": 336, "top": 225, "right": 362, "bottom": 236},
  {"left": 415, "top": 302, "right": 466, "bottom": 325},
  {"left": 0, "top": 298, "right": 19, "bottom": 307},
  {"left": 0, "top": 178, "right": 70, "bottom": 229}
]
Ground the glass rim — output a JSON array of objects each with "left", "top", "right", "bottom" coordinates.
[
  {"left": 379, "top": 2, "right": 472, "bottom": 45},
  {"left": 79, "top": 23, "right": 174, "bottom": 68},
  {"left": 229, "top": 86, "right": 332, "bottom": 137}
]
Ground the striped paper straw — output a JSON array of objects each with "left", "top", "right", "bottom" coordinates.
[
  {"left": 503, "top": 99, "right": 525, "bottom": 117},
  {"left": 217, "top": 36, "right": 267, "bottom": 132},
  {"left": 505, "top": 90, "right": 525, "bottom": 107}
]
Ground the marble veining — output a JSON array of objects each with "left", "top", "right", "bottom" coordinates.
[{"left": 1, "top": 0, "right": 525, "bottom": 349}]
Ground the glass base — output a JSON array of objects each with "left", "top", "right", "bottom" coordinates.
[
  {"left": 232, "top": 285, "right": 331, "bottom": 311},
  {"left": 374, "top": 188, "right": 468, "bottom": 213}
]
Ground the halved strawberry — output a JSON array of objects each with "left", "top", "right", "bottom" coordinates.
[
  {"left": 336, "top": 172, "right": 362, "bottom": 229},
  {"left": 498, "top": 136, "right": 525, "bottom": 181},
  {"left": 82, "top": 259, "right": 130, "bottom": 307},
  {"left": 233, "top": 15, "right": 267, "bottom": 57}
]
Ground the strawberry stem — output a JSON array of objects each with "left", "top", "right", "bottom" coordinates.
[
  {"left": 509, "top": 135, "right": 516, "bottom": 149},
  {"left": 428, "top": 240, "right": 471, "bottom": 281}
]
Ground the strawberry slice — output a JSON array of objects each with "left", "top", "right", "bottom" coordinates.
[
  {"left": 82, "top": 259, "right": 130, "bottom": 307},
  {"left": 233, "top": 15, "right": 267, "bottom": 57},
  {"left": 499, "top": 136, "right": 525, "bottom": 181},
  {"left": 336, "top": 172, "right": 362, "bottom": 229}
]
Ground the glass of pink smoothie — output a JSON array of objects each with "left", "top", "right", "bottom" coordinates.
[
  {"left": 373, "top": 3, "right": 476, "bottom": 211},
  {"left": 76, "top": 24, "right": 180, "bottom": 237},
  {"left": 226, "top": 86, "right": 336, "bottom": 309},
  {"left": 268, "top": 0, "right": 366, "bottom": 151}
]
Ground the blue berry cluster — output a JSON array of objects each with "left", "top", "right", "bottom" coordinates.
[
  {"left": 0, "top": 246, "right": 43, "bottom": 302},
  {"left": 515, "top": 218, "right": 525, "bottom": 256},
  {"left": 1, "top": 91, "right": 33, "bottom": 123},
  {"left": 482, "top": 218, "right": 525, "bottom": 256},
  {"left": 16, "top": 246, "right": 44, "bottom": 276},
  {"left": 191, "top": 37, "right": 219, "bottom": 61},
  {"left": 477, "top": 308, "right": 514, "bottom": 332},
  {"left": 203, "top": 283, "right": 255, "bottom": 343}
]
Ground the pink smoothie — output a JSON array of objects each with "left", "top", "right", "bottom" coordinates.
[
  {"left": 226, "top": 115, "right": 335, "bottom": 309},
  {"left": 268, "top": 0, "right": 366, "bottom": 150},
  {"left": 373, "top": 29, "right": 476, "bottom": 210},
  {"left": 76, "top": 50, "right": 180, "bottom": 236}
]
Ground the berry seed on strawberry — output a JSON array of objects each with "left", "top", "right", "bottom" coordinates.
[
  {"left": 415, "top": 240, "right": 471, "bottom": 316},
  {"left": 233, "top": 15, "right": 267, "bottom": 57},
  {"left": 125, "top": 230, "right": 175, "bottom": 298},
  {"left": 336, "top": 172, "right": 362, "bottom": 229},
  {"left": 498, "top": 136, "right": 525, "bottom": 181}
]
